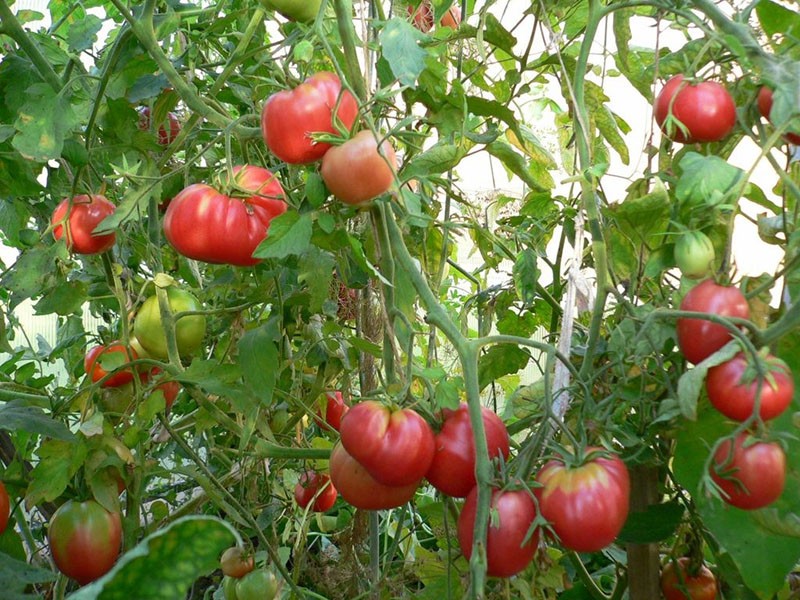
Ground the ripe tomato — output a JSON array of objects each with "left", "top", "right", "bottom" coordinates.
[
  {"left": 236, "top": 569, "right": 282, "bottom": 600},
  {"left": 137, "top": 106, "right": 181, "bottom": 146},
  {"left": 0, "top": 481, "right": 9, "bottom": 534},
  {"left": 294, "top": 470, "right": 338, "bottom": 512},
  {"left": 660, "top": 557, "right": 717, "bottom": 600},
  {"left": 757, "top": 87, "right": 800, "bottom": 145},
  {"left": 710, "top": 433, "right": 785, "bottom": 510},
  {"left": 339, "top": 401, "right": 435, "bottom": 486},
  {"left": 314, "top": 391, "right": 349, "bottom": 432},
  {"left": 535, "top": 449, "right": 630, "bottom": 553},
  {"left": 674, "top": 231, "right": 715, "bottom": 280},
  {"left": 706, "top": 352, "right": 794, "bottom": 422},
  {"left": 425, "top": 403, "right": 510, "bottom": 498},
  {"left": 320, "top": 130, "right": 398, "bottom": 205},
  {"left": 51, "top": 194, "right": 116, "bottom": 255},
  {"left": 146, "top": 367, "right": 181, "bottom": 412},
  {"left": 220, "top": 546, "right": 255, "bottom": 579},
  {"left": 654, "top": 76, "right": 736, "bottom": 144},
  {"left": 262, "top": 72, "right": 358, "bottom": 164},
  {"left": 48, "top": 499, "right": 122, "bottom": 585},
  {"left": 329, "top": 443, "right": 419, "bottom": 510},
  {"left": 676, "top": 280, "right": 750, "bottom": 365},
  {"left": 408, "top": 1, "right": 461, "bottom": 32},
  {"left": 457, "top": 486, "right": 539, "bottom": 578},
  {"left": 259, "top": 0, "right": 322, "bottom": 22},
  {"left": 133, "top": 286, "right": 206, "bottom": 360},
  {"left": 84, "top": 342, "right": 138, "bottom": 388},
  {"left": 163, "top": 165, "right": 287, "bottom": 266}
]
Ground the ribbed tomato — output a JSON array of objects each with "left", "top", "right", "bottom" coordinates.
[
  {"left": 51, "top": 194, "right": 116, "bottom": 255},
  {"left": 163, "top": 165, "right": 286, "bottom": 266},
  {"left": 710, "top": 433, "right": 785, "bottom": 510},
  {"left": 262, "top": 72, "right": 359, "bottom": 164}
]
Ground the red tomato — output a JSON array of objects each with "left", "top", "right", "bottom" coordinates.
[
  {"left": 48, "top": 499, "right": 122, "bottom": 585},
  {"left": 339, "top": 401, "right": 435, "bottom": 486},
  {"left": 163, "top": 165, "right": 287, "bottom": 266},
  {"left": 261, "top": 72, "right": 359, "bottom": 164},
  {"left": 329, "top": 443, "right": 419, "bottom": 510},
  {"left": 676, "top": 279, "right": 750, "bottom": 365},
  {"left": 83, "top": 342, "right": 138, "bottom": 388},
  {"left": 146, "top": 367, "right": 181, "bottom": 412},
  {"left": 706, "top": 352, "right": 794, "bottom": 422},
  {"left": 535, "top": 449, "right": 630, "bottom": 553},
  {"left": 425, "top": 403, "right": 510, "bottom": 498},
  {"left": 51, "top": 194, "right": 116, "bottom": 255},
  {"left": 137, "top": 106, "right": 181, "bottom": 146},
  {"left": 757, "top": 87, "right": 800, "bottom": 145},
  {"left": 294, "top": 470, "right": 338, "bottom": 512},
  {"left": 320, "top": 130, "right": 397, "bottom": 205},
  {"left": 315, "top": 391, "right": 349, "bottom": 432},
  {"left": 654, "top": 76, "right": 737, "bottom": 144},
  {"left": 220, "top": 546, "right": 255, "bottom": 579},
  {"left": 710, "top": 433, "right": 785, "bottom": 510},
  {"left": 457, "top": 486, "right": 539, "bottom": 578},
  {"left": 660, "top": 557, "right": 718, "bottom": 600},
  {"left": 0, "top": 482, "right": 9, "bottom": 534},
  {"left": 408, "top": 1, "right": 461, "bottom": 32}
]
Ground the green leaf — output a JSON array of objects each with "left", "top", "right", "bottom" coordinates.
[
  {"left": 512, "top": 249, "right": 538, "bottom": 306},
  {"left": 675, "top": 152, "right": 746, "bottom": 209},
  {"left": 434, "top": 377, "right": 462, "bottom": 411},
  {"left": 237, "top": 320, "right": 279, "bottom": 406},
  {"left": 180, "top": 360, "right": 250, "bottom": 411},
  {"left": 26, "top": 439, "right": 86, "bottom": 507},
  {"left": 676, "top": 342, "right": 739, "bottom": 420},
  {"left": 253, "top": 211, "right": 312, "bottom": 259},
  {"left": 617, "top": 501, "right": 683, "bottom": 543},
  {"left": 2, "top": 245, "right": 64, "bottom": 307},
  {"left": 67, "top": 516, "right": 238, "bottom": 600},
  {"left": 756, "top": 0, "right": 800, "bottom": 42},
  {"left": 478, "top": 345, "right": 531, "bottom": 391},
  {"left": 402, "top": 142, "right": 466, "bottom": 180},
  {"left": 379, "top": 19, "right": 427, "bottom": 87},
  {"left": 0, "top": 402, "right": 74, "bottom": 440},
  {"left": 66, "top": 14, "right": 103, "bottom": 52},
  {"left": 483, "top": 13, "right": 517, "bottom": 57},
  {"left": 13, "top": 84, "right": 78, "bottom": 162},
  {"left": 0, "top": 550, "right": 55, "bottom": 599},
  {"left": 486, "top": 140, "right": 551, "bottom": 192},
  {"left": 33, "top": 280, "right": 88, "bottom": 316}
]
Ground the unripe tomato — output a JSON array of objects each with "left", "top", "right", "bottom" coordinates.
[
  {"left": 710, "top": 433, "right": 785, "bottom": 510},
  {"left": 220, "top": 546, "right": 255, "bottom": 579},
  {"left": 133, "top": 287, "right": 206, "bottom": 360},
  {"left": 235, "top": 569, "right": 282, "bottom": 600},
  {"left": 0, "top": 481, "right": 9, "bottom": 534},
  {"left": 83, "top": 342, "right": 138, "bottom": 388},
  {"left": 51, "top": 194, "right": 116, "bottom": 255},
  {"left": 655, "top": 76, "right": 736, "bottom": 143},
  {"left": 321, "top": 130, "right": 397, "bottom": 206},
  {"left": 294, "top": 470, "right": 338, "bottom": 512},
  {"left": 48, "top": 499, "right": 122, "bottom": 585},
  {"left": 674, "top": 231, "right": 715, "bottom": 279},
  {"left": 757, "top": 86, "right": 800, "bottom": 146},
  {"left": 660, "top": 557, "right": 718, "bottom": 600},
  {"left": 259, "top": 0, "right": 323, "bottom": 22},
  {"left": 222, "top": 575, "right": 239, "bottom": 600},
  {"left": 137, "top": 106, "right": 181, "bottom": 146}
]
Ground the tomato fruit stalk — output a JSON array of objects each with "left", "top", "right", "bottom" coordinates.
[
  {"left": 710, "top": 433, "right": 785, "bottom": 510},
  {"left": 51, "top": 194, "right": 117, "bottom": 255}
]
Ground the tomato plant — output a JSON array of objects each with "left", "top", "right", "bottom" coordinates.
[
  {"left": 329, "top": 443, "right": 419, "bottom": 510},
  {"left": 757, "top": 87, "right": 800, "bottom": 145},
  {"left": 133, "top": 286, "right": 206, "bottom": 359},
  {"left": 47, "top": 499, "right": 122, "bottom": 585},
  {"left": 710, "top": 433, "right": 786, "bottom": 510},
  {"left": 0, "top": 482, "right": 9, "bottom": 535},
  {"left": 676, "top": 280, "right": 751, "bottom": 365},
  {"left": 163, "top": 165, "right": 286, "bottom": 266},
  {"left": 236, "top": 569, "right": 282, "bottom": 600},
  {"left": 320, "top": 130, "right": 397, "bottom": 205},
  {"left": 654, "top": 76, "right": 737, "bottom": 144},
  {"left": 457, "top": 486, "right": 539, "bottom": 578},
  {"left": 294, "top": 470, "right": 337, "bottom": 512},
  {"left": 674, "top": 231, "right": 716, "bottom": 279},
  {"left": 261, "top": 72, "right": 358, "bottom": 164},
  {"left": 314, "top": 390, "right": 349, "bottom": 432},
  {"left": 706, "top": 352, "right": 794, "bottom": 422},
  {"left": 660, "top": 557, "right": 717, "bottom": 600},
  {"left": 339, "top": 401, "right": 435, "bottom": 486},
  {"left": 425, "top": 403, "right": 510, "bottom": 498},
  {"left": 51, "top": 194, "right": 116, "bottom": 255},
  {"left": 220, "top": 546, "right": 255, "bottom": 579},
  {"left": 137, "top": 106, "right": 180, "bottom": 146},
  {"left": 83, "top": 342, "right": 138, "bottom": 388},
  {"left": 535, "top": 449, "right": 630, "bottom": 552}
]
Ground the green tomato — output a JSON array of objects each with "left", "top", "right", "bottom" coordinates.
[
  {"left": 674, "top": 230, "right": 715, "bottom": 279},
  {"left": 235, "top": 569, "right": 282, "bottom": 600},
  {"left": 259, "top": 0, "right": 322, "bottom": 22},
  {"left": 222, "top": 575, "right": 239, "bottom": 600},
  {"left": 133, "top": 286, "right": 206, "bottom": 359}
]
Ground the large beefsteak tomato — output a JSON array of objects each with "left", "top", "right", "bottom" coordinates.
[
  {"left": 425, "top": 403, "right": 510, "bottom": 498},
  {"left": 262, "top": 72, "right": 358, "bottom": 164},
  {"left": 320, "top": 130, "right": 397, "bottom": 205},
  {"left": 133, "top": 286, "right": 206, "bottom": 359},
  {"left": 654, "top": 76, "right": 736, "bottom": 144},
  {"left": 48, "top": 499, "right": 122, "bottom": 585},
  {"left": 676, "top": 279, "right": 750, "bottom": 365},
  {"left": 329, "top": 443, "right": 419, "bottom": 510},
  {"left": 51, "top": 194, "right": 116, "bottom": 255},
  {"left": 163, "top": 165, "right": 286, "bottom": 266},
  {"left": 457, "top": 486, "right": 539, "bottom": 578},
  {"left": 339, "top": 401, "right": 435, "bottom": 486},
  {"left": 710, "top": 433, "right": 785, "bottom": 510},
  {"left": 535, "top": 448, "right": 630, "bottom": 552}
]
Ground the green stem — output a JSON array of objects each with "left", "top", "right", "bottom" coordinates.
[
  {"left": 84, "top": 27, "right": 131, "bottom": 150},
  {"left": 207, "top": 8, "right": 266, "bottom": 98},
  {"left": 759, "top": 299, "right": 800, "bottom": 347},
  {"left": 332, "top": 0, "right": 368, "bottom": 101},
  {"left": 0, "top": 1, "right": 63, "bottom": 91},
  {"left": 253, "top": 441, "right": 330, "bottom": 460},
  {"left": 687, "top": 0, "right": 768, "bottom": 66},
  {"left": 372, "top": 203, "right": 397, "bottom": 385}
]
